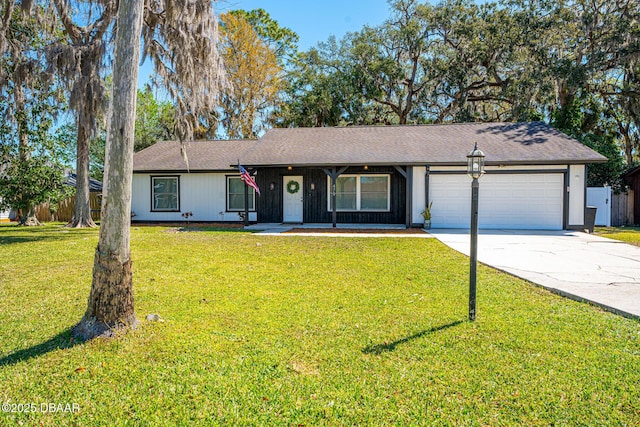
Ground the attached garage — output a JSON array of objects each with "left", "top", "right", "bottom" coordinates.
[{"left": 429, "top": 171, "right": 565, "bottom": 230}]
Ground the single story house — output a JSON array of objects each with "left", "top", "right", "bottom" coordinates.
[{"left": 132, "top": 122, "right": 607, "bottom": 230}]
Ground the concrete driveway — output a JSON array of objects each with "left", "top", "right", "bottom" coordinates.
[{"left": 429, "top": 230, "right": 640, "bottom": 319}]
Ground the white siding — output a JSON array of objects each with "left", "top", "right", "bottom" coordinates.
[
  {"left": 568, "top": 164, "right": 586, "bottom": 227},
  {"left": 411, "top": 166, "right": 427, "bottom": 225},
  {"left": 0, "top": 198, "right": 9, "bottom": 222},
  {"left": 131, "top": 173, "right": 257, "bottom": 222}
]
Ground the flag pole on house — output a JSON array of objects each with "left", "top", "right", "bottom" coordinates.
[{"left": 238, "top": 162, "right": 260, "bottom": 226}]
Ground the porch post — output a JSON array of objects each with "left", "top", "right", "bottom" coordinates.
[
  {"left": 243, "top": 183, "right": 249, "bottom": 226},
  {"left": 331, "top": 169, "right": 337, "bottom": 228},
  {"left": 323, "top": 167, "right": 348, "bottom": 228},
  {"left": 425, "top": 165, "right": 430, "bottom": 210},
  {"left": 406, "top": 166, "right": 413, "bottom": 227},
  {"left": 393, "top": 165, "right": 411, "bottom": 228}
]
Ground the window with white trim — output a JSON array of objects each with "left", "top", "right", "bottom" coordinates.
[
  {"left": 151, "top": 176, "right": 179, "bottom": 211},
  {"left": 327, "top": 174, "right": 390, "bottom": 212},
  {"left": 227, "top": 176, "right": 256, "bottom": 211}
]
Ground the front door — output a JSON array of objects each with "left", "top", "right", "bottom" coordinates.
[{"left": 283, "top": 176, "right": 303, "bottom": 223}]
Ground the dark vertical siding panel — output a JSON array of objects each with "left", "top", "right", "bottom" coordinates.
[
  {"left": 256, "top": 168, "right": 283, "bottom": 223},
  {"left": 303, "top": 169, "right": 328, "bottom": 223}
]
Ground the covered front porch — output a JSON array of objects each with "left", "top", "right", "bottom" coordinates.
[{"left": 252, "top": 165, "right": 416, "bottom": 227}]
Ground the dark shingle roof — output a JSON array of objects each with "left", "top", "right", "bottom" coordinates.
[
  {"left": 133, "top": 140, "right": 254, "bottom": 172},
  {"left": 64, "top": 173, "right": 103, "bottom": 192},
  {"left": 132, "top": 123, "right": 607, "bottom": 171},
  {"left": 242, "top": 122, "right": 606, "bottom": 167},
  {"left": 623, "top": 165, "right": 640, "bottom": 178}
]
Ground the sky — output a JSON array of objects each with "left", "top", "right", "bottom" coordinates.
[
  {"left": 218, "top": 0, "right": 391, "bottom": 50},
  {"left": 138, "top": 0, "right": 391, "bottom": 86}
]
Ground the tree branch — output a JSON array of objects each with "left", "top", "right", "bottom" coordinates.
[{"left": 53, "top": 0, "right": 81, "bottom": 43}]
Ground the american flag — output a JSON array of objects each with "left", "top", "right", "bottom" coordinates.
[{"left": 239, "top": 164, "right": 261, "bottom": 196}]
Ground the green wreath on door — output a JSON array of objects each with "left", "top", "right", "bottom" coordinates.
[{"left": 286, "top": 180, "right": 300, "bottom": 194}]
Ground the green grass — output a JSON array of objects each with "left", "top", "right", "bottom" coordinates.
[
  {"left": 595, "top": 226, "right": 640, "bottom": 246},
  {"left": 1, "top": 224, "right": 639, "bottom": 426}
]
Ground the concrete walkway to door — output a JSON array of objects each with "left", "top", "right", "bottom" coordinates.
[{"left": 429, "top": 229, "right": 640, "bottom": 319}]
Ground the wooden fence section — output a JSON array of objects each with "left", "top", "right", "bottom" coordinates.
[
  {"left": 611, "top": 190, "right": 634, "bottom": 226},
  {"left": 35, "top": 193, "right": 101, "bottom": 223}
]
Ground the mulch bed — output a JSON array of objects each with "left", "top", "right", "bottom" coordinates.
[
  {"left": 132, "top": 222, "right": 245, "bottom": 233},
  {"left": 283, "top": 228, "right": 427, "bottom": 234},
  {"left": 134, "top": 222, "right": 244, "bottom": 229}
]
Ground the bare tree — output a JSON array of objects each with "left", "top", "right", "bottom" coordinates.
[{"left": 74, "top": 0, "right": 226, "bottom": 340}]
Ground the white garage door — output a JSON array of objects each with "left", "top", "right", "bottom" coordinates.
[{"left": 429, "top": 173, "right": 564, "bottom": 230}]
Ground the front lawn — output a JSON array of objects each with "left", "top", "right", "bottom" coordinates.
[
  {"left": 1, "top": 224, "right": 639, "bottom": 426},
  {"left": 595, "top": 226, "right": 640, "bottom": 246}
]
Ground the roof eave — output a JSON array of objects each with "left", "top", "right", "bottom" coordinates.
[
  {"left": 133, "top": 168, "right": 239, "bottom": 174},
  {"left": 239, "top": 158, "right": 609, "bottom": 168}
]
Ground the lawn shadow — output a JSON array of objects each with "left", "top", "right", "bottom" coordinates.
[
  {"left": 362, "top": 320, "right": 464, "bottom": 355},
  {"left": 153, "top": 224, "right": 257, "bottom": 234},
  {"left": 0, "top": 327, "right": 84, "bottom": 368},
  {"left": 0, "top": 224, "right": 98, "bottom": 245}
]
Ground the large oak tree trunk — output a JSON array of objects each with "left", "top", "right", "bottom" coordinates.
[
  {"left": 67, "top": 125, "right": 97, "bottom": 228},
  {"left": 15, "top": 85, "right": 41, "bottom": 226},
  {"left": 74, "top": 0, "right": 144, "bottom": 340},
  {"left": 18, "top": 204, "right": 41, "bottom": 226}
]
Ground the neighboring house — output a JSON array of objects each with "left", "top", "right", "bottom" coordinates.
[
  {"left": 0, "top": 199, "right": 10, "bottom": 223},
  {"left": 64, "top": 172, "right": 104, "bottom": 192},
  {"left": 0, "top": 162, "right": 10, "bottom": 222},
  {"left": 132, "top": 122, "right": 607, "bottom": 230},
  {"left": 33, "top": 173, "right": 104, "bottom": 223},
  {"left": 623, "top": 166, "right": 640, "bottom": 225}
]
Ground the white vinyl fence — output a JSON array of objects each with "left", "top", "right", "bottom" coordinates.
[{"left": 586, "top": 186, "right": 612, "bottom": 227}]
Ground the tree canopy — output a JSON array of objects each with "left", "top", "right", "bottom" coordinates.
[
  {"left": 275, "top": 0, "right": 639, "bottom": 180},
  {"left": 2, "top": 0, "right": 639, "bottom": 198},
  {"left": 218, "top": 11, "right": 283, "bottom": 139},
  {"left": 0, "top": 3, "right": 68, "bottom": 225},
  {"left": 134, "top": 86, "right": 176, "bottom": 151}
]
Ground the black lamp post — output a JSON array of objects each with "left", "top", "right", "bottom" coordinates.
[{"left": 467, "top": 142, "right": 485, "bottom": 321}]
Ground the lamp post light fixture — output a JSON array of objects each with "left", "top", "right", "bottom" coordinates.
[{"left": 467, "top": 142, "right": 485, "bottom": 321}]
